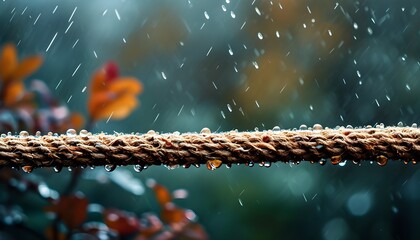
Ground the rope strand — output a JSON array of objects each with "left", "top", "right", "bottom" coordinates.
[{"left": 1, "top": 126, "right": 419, "bottom": 170}]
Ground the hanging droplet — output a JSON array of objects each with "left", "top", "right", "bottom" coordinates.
[
  {"left": 331, "top": 156, "right": 342, "bottom": 165},
  {"left": 264, "top": 162, "right": 271, "bottom": 168},
  {"left": 246, "top": 161, "right": 254, "bottom": 167},
  {"left": 200, "top": 127, "right": 211, "bottom": 134},
  {"left": 165, "top": 164, "right": 179, "bottom": 170},
  {"left": 182, "top": 164, "right": 191, "bottom": 168},
  {"left": 22, "top": 166, "right": 33, "bottom": 173},
  {"left": 225, "top": 163, "right": 232, "bottom": 169},
  {"left": 66, "top": 128, "right": 77, "bottom": 137},
  {"left": 19, "top": 131, "right": 29, "bottom": 138},
  {"left": 194, "top": 163, "right": 200, "bottom": 168},
  {"left": 376, "top": 155, "right": 388, "bottom": 166},
  {"left": 397, "top": 122, "right": 404, "bottom": 127},
  {"left": 68, "top": 166, "right": 73, "bottom": 172},
  {"left": 206, "top": 159, "right": 222, "bottom": 170},
  {"left": 53, "top": 166, "right": 62, "bottom": 173},
  {"left": 338, "top": 160, "right": 347, "bottom": 166},
  {"left": 79, "top": 129, "right": 89, "bottom": 137},
  {"left": 134, "top": 164, "right": 147, "bottom": 172},
  {"left": 319, "top": 159, "right": 326, "bottom": 166},
  {"left": 104, "top": 164, "right": 116, "bottom": 172}
]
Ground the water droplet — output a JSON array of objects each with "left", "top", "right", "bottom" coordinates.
[
  {"left": 257, "top": 32, "right": 263, "bottom": 40},
  {"left": 246, "top": 161, "right": 254, "bottom": 167},
  {"left": 313, "top": 124, "right": 323, "bottom": 130},
  {"left": 264, "top": 162, "right": 271, "bottom": 168},
  {"left": 377, "top": 155, "right": 388, "bottom": 166},
  {"left": 134, "top": 164, "right": 147, "bottom": 172},
  {"left": 272, "top": 126, "right": 281, "bottom": 131},
  {"left": 227, "top": 104, "right": 232, "bottom": 112},
  {"left": 207, "top": 159, "right": 222, "bottom": 170},
  {"left": 147, "top": 130, "right": 156, "bottom": 135},
  {"left": 225, "top": 163, "right": 232, "bottom": 169},
  {"left": 255, "top": 7, "right": 261, "bottom": 15},
  {"left": 412, "top": 123, "right": 418, "bottom": 128},
  {"left": 299, "top": 124, "right": 308, "bottom": 130},
  {"left": 79, "top": 129, "right": 89, "bottom": 137},
  {"left": 230, "top": 11, "right": 235, "bottom": 18},
  {"left": 331, "top": 156, "right": 342, "bottom": 165},
  {"left": 275, "top": 31, "right": 280, "bottom": 38},
  {"left": 194, "top": 163, "right": 200, "bottom": 168},
  {"left": 165, "top": 164, "right": 179, "bottom": 170},
  {"left": 53, "top": 166, "right": 62, "bottom": 173},
  {"left": 221, "top": 5, "right": 227, "bottom": 11},
  {"left": 22, "top": 166, "right": 33, "bottom": 173},
  {"left": 66, "top": 128, "right": 76, "bottom": 137},
  {"left": 204, "top": 11, "right": 209, "bottom": 19},
  {"left": 200, "top": 127, "right": 211, "bottom": 134},
  {"left": 68, "top": 166, "right": 73, "bottom": 172},
  {"left": 19, "top": 131, "right": 29, "bottom": 138},
  {"left": 397, "top": 121, "right": 404, "bottom": 127},
  {"left": 367, "top": 27, "right": 373, "bottom": 35},
  {"left": 161, "top": 72, "right": 167, "bottom": 80},
  {"left": 35, "top": 131, "right": 41, "bottom": 137},
  {"left": 0, "top": 134, "right": 6, "bottom": 138},
  {"left": 319, "top": 159, "right": 326, "bottom": 166},
  {"left": 353, "top": 22, "right": 358, "bottom": 29},
  {"left": 105, "top": 164, "right": 116, "bottom": 172},
  {"left": 338, "top": 160, "right": 347, "bottom": 166}
]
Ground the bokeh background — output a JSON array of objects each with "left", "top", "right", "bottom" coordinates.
[{"left": 1, "top": 0, "right": 420, "bottom": 239}]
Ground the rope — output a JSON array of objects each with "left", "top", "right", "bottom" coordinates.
[{"left": 1, "top": 126, "right": 419, "bottom": 171}]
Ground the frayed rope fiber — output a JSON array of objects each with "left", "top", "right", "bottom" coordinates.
[{"left": 1, "top": 126, "right": 420, "bottom": 169}]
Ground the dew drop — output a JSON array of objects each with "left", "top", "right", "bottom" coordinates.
[
  {"left": 299, "top": 124, "right": 308, "bottom": 130},
  {"left": 22, "top": 166, "right": 33, "bottom": 173},
  {"left": 53, "top": 166, "right": 62, "bottom": 173},
  {"left": 377, "top": 155, "right": 388, "bottom": 166},
  {"left": 313, "top": 124, "right": 323, "bottom": 130},
  {"left": 200, "top": 127, "right": 211, "bottom": 134},
  {"left": 66, "top": 128, "right": 77, "bottom": 137},
  {"left": 272, "top": 126, "right": 281, "bottom": 131},
  {"left": 134, "top": 164, "right": 147, "bottom": 172},
  {"left": 79, "top": 129, "right": 89, "bottom": 137},
  {"left": 331, "top": 156, "right": 342, "bottom": 165},
  {"left": 19, "top": 131, "right": 29, "bottom": 138},
  {"left": 206, "top": 159, "right": 222, "bottom": 170},
  {"left": 104, "top": 164, "right": 116, "bottom": 172}
]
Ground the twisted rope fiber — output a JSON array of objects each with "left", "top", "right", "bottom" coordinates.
[{"left": 0, "top": 127, "right": 420, "bottom": 169}]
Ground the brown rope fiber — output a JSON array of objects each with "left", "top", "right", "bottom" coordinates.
[{"left": 1, "top": 125, "right": 420, "bottom": 171}]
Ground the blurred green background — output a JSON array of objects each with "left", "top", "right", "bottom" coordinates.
[{"left": 1, "top": 0, "right": 420, "bottom": 239}]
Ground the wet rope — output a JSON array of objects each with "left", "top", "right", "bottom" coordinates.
[{"left": 0, "top": 125, "right": 419, "bottom": 171}]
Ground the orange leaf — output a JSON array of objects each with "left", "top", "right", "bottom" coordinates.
[
  {"left": 45, "top": 194, "right": 88, "bottom": 229},
  {"left": 108, "top": 78, "right": 143, "bottom": 95},
  {"left": 11, "top": 55, "right": 43, "bottom": 81},
  {"left": 89, "top": 94, "right": 138, "bottom": 121},
  {"left": 4, "top": 81, "right": 25, "bottom": 107},
  {"left": 90, "top": 69, "right": 107, "bottom": 94},
  {"left": 161, "top": 203, "right": 187, "bottom": 224},
  {"left": 0, "top": 44, "right": 18, "bottom": 81},
  {"left": 103, "top": 209, "right": 140, "bottom": 236},
  {"left": 152, "top": 184, "right": 172, "bottom": 206}
]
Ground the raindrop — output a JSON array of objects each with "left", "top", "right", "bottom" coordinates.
[
  {"left": 377, "top": 155, "right": 388, "bottom": 166},
  {"left": 206, "top": 159, "right": 222, "bottom": 170},
  {"left": 299, "top": 124, "right": 308, "bottom": 130},
  {"left": 53, "top": 166, "right": 62, "bottom": 173},
  {"left": 257, "top": 32, "right": 264, "bottom": 40},
  {"left": 406, "top": 84, "right": 411, "bottom": 90},
  {"left": 230, "top": 11, "right": 236, "bottom": 18},
  {"left": 313, "top": 124, "right": 323, "bottom": 130},
  {"left": 367, "top": 27, "right": 373, "bottom": 35},
  {"left": 134, "top": 164, "right": 148, "bottom": 172},
  {"left": 356, "top": 70, "right": 361, "bottom": 78},
  {"left": 221, "top": 5, "right": 227, "bottom": 11},
  {"left": 227, "top": 104, "right": 232, "bottom": 112},
  {"left": 105, "top": 164, "right": 116, "bottom": 172},
  {"left": 19, "top": 131, "right": 29, "bottom": 138},
  {"left": 275, "top": 31, "right": 280, "bottom": 38},
  {"left": 66, "top": 128, "right": 77, "bottom": 137},
  {"left": 252, "top": 61, "right": 259, "bottom": 69},
  {"left": 328, "top": 30, "right": 332, "bottom": 36},
  {"left": 353, "top": 22, "right": 358, "bottom": 29},
  {"left": 79, "top": 129, "right": 89, "bottom": 137},
  {"left": 204, "top": 11, "right": 209, "bottom": 19},
  {"left": 255, "top": 7, "right": 261, "bottom": 15},
  {"left": 220, "top": 110, "right": 226, "bottom": 119},
  {"left": 22, "top": 166, "right": 33, "bottom": 173},
  {"left": 161, "top": 72, "right": 167, "bottom": 80},
  {"left": 200, "top": 127, "right": 211, "bottom": 134},
  {"left": 264, "top": 162, "right": 271, "bottom": 168}
]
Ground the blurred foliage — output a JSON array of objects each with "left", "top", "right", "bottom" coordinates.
[{"left": 0, "top": 43, "right": 206, "bottom": 239}]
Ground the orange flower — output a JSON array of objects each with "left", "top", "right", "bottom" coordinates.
[
  {"left": 0, "top": 43, "right": 43, "bottom": 107},
  {"left": 88, "top": 62, "right": 142, "bottom": 121}
]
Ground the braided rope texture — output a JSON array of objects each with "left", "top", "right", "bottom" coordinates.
[{"left": 0, "top": 126, "right": 419, "bottom": 170}]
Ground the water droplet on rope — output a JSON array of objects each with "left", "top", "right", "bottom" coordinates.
[
  {"left": 313, "top": 124, "right": 323, "bottom": 130},
  {"left": 53, "top": 166, "right": 62, "bottom": 173},
  {"left": 200, "top": 127, "right": 211, "bottom": 134},
  {"left": 338, "top": 160, "right": 347, "bottom": 166},
  {"left": 206, "top": 159, "right": 222, "bottom": 170},
  {"left": 68, "top": 166, "right": 73, "bottom": 172},
  {"left": 104, "top": 164, "right": 116, "bottom": 172},
  {"left": 377, "top": 155, "right": 388, "bottom": 166},
  {"left": 79, "top": 129, "right": 89, "bottom": 137},
  {"left": 226, "top": 163, "right": 232, "bottom": 169},
  {"left": 194, "top": 163, "right": 201, "bottom": 168},
  {"left": 22, "top": 166, "right": 33, "bottom": 173},
  {"left": 165, "top": 164, "right": 179, "bottom": 170},
  {"left": 412, "top": 123, "right": 418, "bottom": 128},
  {"left": 1, "top": 134, "right": 6, "bottom": 138},
  {"left": 264, "top": 162, "right": 271, "bottom": 168},
  {"left": 331, "top": 156, "right": 342, "bottom": 165},
  {"left": 319, "top": 159, "right": 326, "bottom": 165},
  {"left": 272, "top": 126, "right": 281, "bottom": 131},
  {"left": 66, "top": 128, "right": 77, "bottom": 137},
  {"left": 246, "top": 161, "right": 254, "bottom": 167},
  {"left": 19, "top": 131, "right": 29, "bottom": 138},
  {"left": 35, "top": 131, "right": 41, "bottom": 137},
  {"left": 299, "top": 124, "right": 308, "bottom": 130},
  {"left": 134, "top": 164, "right": 147, "bottom": 172}
]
